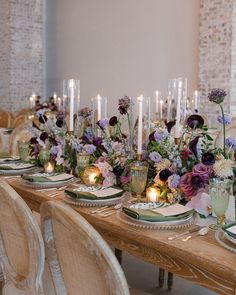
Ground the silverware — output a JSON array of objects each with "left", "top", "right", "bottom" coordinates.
[
  {"left": 182, "top": 227, "right": 209, "bottom": 242},
  {"left": 36, "top": 186, "right": 67, "bottom": 192},
  {"left": 168, "top": 225, "right": 202, "bottom": 241}
]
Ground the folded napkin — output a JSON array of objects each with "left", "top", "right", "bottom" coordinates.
[
  {"left": 22, "top": 173, "right": 73, "bottom": 183},
  {"left": 122, "top": 205, "right": 194, "bottom": 222},
  {"left": 0, "top": 162, "right": 34, "bottom": 170},
  {"left": 222, "top": 222, "right": 236, "bottom": 239},
  {"left": 65, "top": 187, "right": 124, "bottom": 200}
]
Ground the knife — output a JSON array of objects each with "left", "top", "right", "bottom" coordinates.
[{"left": 168, "top": 225, "right": 202, "bottom": 241}]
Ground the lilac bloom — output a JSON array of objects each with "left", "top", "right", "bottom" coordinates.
[
  {"left": 217, "top": 114, "right": 232, "bottom": 125},
  {"left": 226, "top": 137, "right": 236, "bottom": 149},
  {"left": 154, "top": 129, "right": 169, "bottom": 142},
  {"left": 98, "top": 118, "right": 109, "bottom": 128},
  {"left": 83, "top": 144, "right": 96, "bottom": 154},
  {"left": 149, "top": 151, "right": 162, "bottom": 163},
  {"left": 168, "top": 174, "right": 180, "bottom": 189}
]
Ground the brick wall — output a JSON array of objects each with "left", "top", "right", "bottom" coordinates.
[
  {"left": 198, "top": 0, "right": 236, "bottom": 126},
  {"left": 0, "top": 0, "right": 43, "bottom": 112}
]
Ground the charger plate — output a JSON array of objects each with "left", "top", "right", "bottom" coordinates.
[
  {"left": 0, "top": 165, "right": 36, "bottom": 176},
  {"left": 215, "top": 229, "right": 236, "bottom": 253},
  {"left": 64, "top": 191, "right": 131, "bottom": 207},
  {"left": 117, "top": 210, "right": 195, "bottom": 230}
]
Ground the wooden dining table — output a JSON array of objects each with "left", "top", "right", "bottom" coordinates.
[{"left": 7, "top": 178, "right": 236, "bottom": 295}]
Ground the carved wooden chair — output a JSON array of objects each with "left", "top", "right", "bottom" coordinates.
[
  {"left": 40, "top": 200, "right": 150, "bottom": 295},
  {"left": 0, "top": 110, "right": 14, "bottom": 128},
  {"left": 12, "top": 115, "right": 29, "bottom": 129},
  {"left": 0, "top": 179, "right": 45, "bottom": 294}
]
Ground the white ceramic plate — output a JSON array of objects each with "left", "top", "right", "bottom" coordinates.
[
  {"left": 0, "top": 166, "right": 36, "bottom": 175},
  {"left": 21, "top": 177, "right": 75, "bottom": 188},
  {"left": 224, "top": 232, "right": 236, "bottom": 245}
]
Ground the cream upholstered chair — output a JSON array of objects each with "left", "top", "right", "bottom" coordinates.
[
  {"left": 40, "top": 201, "right": 150, "bottom": 295},
  {"left": 0, "top": 179, "right": 45, "bottom": 294}
]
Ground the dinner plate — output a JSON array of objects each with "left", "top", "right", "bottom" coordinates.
[
  {"left": 118, "top": 211, "right": 195, "bottom": 230},
  {"left": 21, "top": 177, "right": 75, "bottom": 188},
  {"left": 0, "top": 166, "right": 36, "bottom": 175},
  {"left": 215, "top": 229, "right": 236, "bottom": 253},
  {"left": 224, "top": 232, "right": 236, "bottom": 245}
]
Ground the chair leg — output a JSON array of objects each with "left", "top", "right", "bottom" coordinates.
[
  {"left": 114, "top": 248, "right": 122, "bottom": 265},
  {"left": 167, "top": 272, "right": 174, "bottom": 290},
  {"left": 158, "top": 268, "right": 165, "bottom": 288}
]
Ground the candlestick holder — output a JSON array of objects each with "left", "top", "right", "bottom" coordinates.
[{"left": 130, "top": 155, "right": 148, "bottom": 202}]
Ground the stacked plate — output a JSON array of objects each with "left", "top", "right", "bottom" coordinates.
[
  {"left": 119, "top": 203, "right": 195, "bottom": 229},
  {"left": 64, "top": 185, "right": 126, "bottom": 207},
  {"left": 216, "top": 223, "right": 236, "bottom": 253},
  {"left": 21, "top": 172, "right": 74, "bottom": 188},
  {"left": 0, "top": 158, "right": 36, "bottom": 175}
]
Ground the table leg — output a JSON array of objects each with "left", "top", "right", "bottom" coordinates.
[
  {"left": 114, "top": 248, "right": 122, "bottom": 265},
  {"left": 168, "top": 272, "right": 174, "bottom": 290},
  {"left": 158, "top": 268, "right": 165, "bottom": 288}
]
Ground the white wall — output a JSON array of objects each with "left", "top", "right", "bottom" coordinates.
[{"left": 45, "top": 0, "right": 200, "bottom": 116}]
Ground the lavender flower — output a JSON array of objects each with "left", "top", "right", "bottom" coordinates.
[
  {"left": 78, "top": 107, "right": 92, "bottom": 118},
  {"left": 217, "top": 114, "right": 232, "bottom": 125},
  {"left": 83, "top": 144, "right": 96, "bottom": 154},
  {"left": 98, "top": 118, "right": 109, "bottom": 128},
  {"left": 208, "top": 88, "right": 226, "bottom": 104},
  {"left": 168, "top": 174, "right": 180, "bottom": 189},
  {"left": 50, "top": 145, "right": 59, "bottom": 156},
  {"left": 36, "top": 109, "right": 46, "bottom": 118},
  {"left": 226, "top": 137, "right": 236, "bottom": 149},
  {"left": 149, "top": 151, "right": 162, "bottom": 163},
  {"left": 118, "top": 96, "right": 130, "bottom": 115},
  {"left": 154, "top": 129, "right": 169, "bottom": 142}
]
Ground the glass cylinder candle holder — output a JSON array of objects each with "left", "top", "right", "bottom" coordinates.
[
  {"left": 130, "top": 96, "right": 150, "bottom": 154},
  {"left": 82, "top": 166, "right": 101, "bottom": 186},
  {"left": 39, "top": 148, "right": 50, "bottom": 165},
  {"left": 91, "top": 94, "right": 107, "bottom": 136},
  {"left": 63, "top": 79, "right": 80, "bottom": 132},
  {"left": 130, "top": 159, "right": 148, "bottom": 201},
  {"left": 17, "top": 141, "right": 30, "bottom": 161},
  {"left": 146, "top": 186, "right": 161, "bottom": 202},
  {"left": 44, "top": 161, "right": 55, "bottom": 173}
]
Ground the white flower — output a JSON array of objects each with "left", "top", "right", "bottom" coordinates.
[
  {"left": 155, "top": 159, "right": 171, "bottom": 172},
  {"left": 186, "top": 191, "right": 211, "bottom": 217},
  {"left": 213, "top": 158, "right": 234, "bottom": 178}
]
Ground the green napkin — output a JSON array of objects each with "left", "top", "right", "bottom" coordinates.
[
  {"left": 65, "top": 187, "right": 124, "bottom": 200},
  {"left": 122, "top": 206, "right": 194, "bottom": 222},
  {"left": 22, "top": 173, "right": 73, "bottom": 183},
  {"left": 222, "top": 222, "right": 236, "bottom": 239}
]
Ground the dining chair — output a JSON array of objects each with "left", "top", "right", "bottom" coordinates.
[
  {"left": 0, "top": 110, "right": 14, "bottom": 128},
  {"left": 12, "top": 115, "right": 29, "bottom": 129},
  {"left": 40, "top": 200, "right": 150, "bottom": 295},
  {"left": 0, "top": 179, "right": 45, "bottom": 294}
]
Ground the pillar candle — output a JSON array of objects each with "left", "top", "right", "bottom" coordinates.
[
  {"left": 137, "top": 95, "right": 143, "bottom": 155},
  {"left": 69, "top": 79, "right": 75, "bottom": 131}
]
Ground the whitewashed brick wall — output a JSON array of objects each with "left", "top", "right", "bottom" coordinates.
[
  {"left": 0, "top": 0, "right": 43, "bottom": 112},
  {"left": 199, "top": 0, "right": 236, "bottom": 126}
]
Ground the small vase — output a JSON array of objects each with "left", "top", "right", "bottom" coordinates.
[{"left": 209, "top": 178, "right": 232, "bottom": 230}]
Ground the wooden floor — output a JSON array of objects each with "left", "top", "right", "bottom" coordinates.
[{"left": 123, "top": 252, "right": 217, "bottom": 295}]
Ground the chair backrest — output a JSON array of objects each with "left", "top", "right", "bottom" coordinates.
[
  {"left": 9, "top": 122, "right": 35, "bottom": 156},
  {"left": 40, "top": 201, "right": 130, "bottom": 295},
  {"left": 0, "top": 180, "right": 45, "bottom": 294},
  {"left": 0, "top": 110, "right": 14, "bottom": 128},
  {"left": 12, "top": 115, "right": 29, "bottom": 129}
]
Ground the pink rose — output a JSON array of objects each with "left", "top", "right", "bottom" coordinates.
[
  {"left": 192, "top": 163, "right": 212, "bottom": 183},
  {"left": 179, "top": 172, "right": 204, "bottom": 198}
]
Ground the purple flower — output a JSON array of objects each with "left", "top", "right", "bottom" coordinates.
[
  {"left": 36, "top": 109, "right": 46, "bottom": 118},
  {"left": 30, "top": 137, "right": 38, "bottom": 144},
  {"left": 120, "top": 175, "right": 131, "bottom": 185},
  {"left": 154, "top": 129, "right": 169, "bottom": 142},
  {"left": 109, "top": 116, "right": 118, "bottom": 126},
  {"left": 56, "top": 111, "right": 65, "bottom": 121},
  {"left": 83, "top": 144, "right": 96, "bottom": 154},
  {"left": 192, "top": 163, "right": 212, "bottom": 183},
  {"left": 78, "top": 107, "right": 92, "bottom": 118},
  {"left": 226, "top": 137, "right": 236, "bottom": 149},
  {"left": 165, "top": 120, "right": 176, "bottom": 133},
  {"left": 189, "top": 136, "right": 200, "bottom": 158},
  {"left": 38, "top": 115, "right": 48, "bottom": 124},
  {"left": 208, "top": 88, "right": 226, "bottom": 104},
  {"left": 168, "top": 174, "right": 180, "bottom": 189},
  {"left": 179, "top": 173, "right": 204, "bottom": 198},
  {"left": 201, "top": 152, "right": 215, "bottom": 166},
  {"left": 40, "top": 132, "right": 49, "bottom": 142},
  {"left": 159, "top": 169, "right": 172, "bottom": 181},
  {"left": 149, "top": 151, "right": 162, "bottom": 163},
  {"left": 97, "top": 118, "right": 109, "bottom": 128},
  {"left": 217, "top": 114, "right": 232, "bottom": 125},
  {"left": 93, "top": 137, "right": 103, "bottom": 147},
  {"left": 50, "top": 145, "right": 59, "bottom": 156},
  {"left": 118, "top": 96, "right": 130, "bottom": 115},
  {"left": 56, "top": 119, "right": 64, "bottom": 128},
  {"left": 186, "top": 115, "right": 204, "bottom": 129}
]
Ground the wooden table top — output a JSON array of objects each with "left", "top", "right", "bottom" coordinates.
[{"left": 8, "top": 179, "right": 236, "bottom": 295}]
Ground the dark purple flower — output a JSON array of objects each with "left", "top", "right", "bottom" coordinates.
[
  {"left": 56, "top": 111, "right": 65, "bottom": 121},
  {"left": 201, "top": 152, "right": 215, "bottom": 166},
  {"left": 208, "top": 88, "right": 226, "bottom": 104},
  {"left": 30, "top": 137, "right": 38, "bottom": 144},
  {"left": 149, "top": 131, "right": 155, "bottom": 141},
  {"left": 40, "top": 132, "right": 49, "bottom": 142},
  {"left": 39, "top": 115, "right": 48, "bottom": 124},
  {"left": 93, "top": 137, "right": 103, "bottom": 147},
  {"left": 109, "top": 116, "right": 118, "bottom": 126},
  {"left": 56, "top": 119, "right": 64, "bottom": 128},
  {"left": 191, "top": 175, "right": 204, "bottom": 190},
  {"left": 189, "top": 136, "right": 200, "bottom": 158},
  {"left": 186, "top": 115, "right": 204, "bottom": 129},
  {"left": 165, "top": 120, "right": 176, "bottom": 133},
  {"left": 179, "top": 172, "right": 204, "bottom": 197},
  {"left": 120, "top": 175, "right": 131, "bottom": 184},
  {"left": 159, "top": 169, "right": 172, "bottom": 181},
  {"left": 118, "top": 96, "right": 130, "bottom": 115}
]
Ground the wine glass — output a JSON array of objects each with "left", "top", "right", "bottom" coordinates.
[{"left": 130, "top": 161, "right": 148, "bottom": 201}]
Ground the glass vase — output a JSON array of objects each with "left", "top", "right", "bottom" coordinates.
[
  {"left": 17, "top": 141, "right": 30, "bottom": 161},
  {"left": 76, "top": 153, "right": 90, "bottom": 178},
  {"left": 39, "top": 149, "right": 50, "bottom": 165},
  {"left": 130, "top": 159, "right": 148, "bottom": 201},
  {"left": 209, "top": 178, "right": 232, "bottom": 230}
]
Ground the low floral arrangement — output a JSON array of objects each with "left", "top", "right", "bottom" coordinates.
[{"left": 26, "top": 89, "right": 235, "bottom": 217}]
